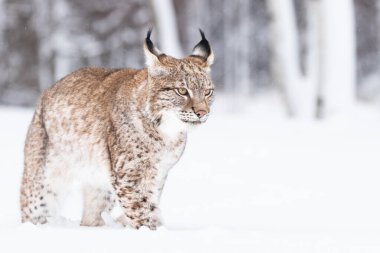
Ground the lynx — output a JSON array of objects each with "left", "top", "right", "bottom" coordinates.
[{"left": 20, "top": 29, "right": 215, "bottom": 230}]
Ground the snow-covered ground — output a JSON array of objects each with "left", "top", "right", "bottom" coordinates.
[{"left": 1, "top": 94, "right": 380, "bottom": 252}]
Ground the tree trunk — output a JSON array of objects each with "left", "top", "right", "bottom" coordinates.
[
  {"left": 150, "top": 0, "right": 183, "bottom": 57},
  {"left": 33, "top": 0, "right": 55, "bottom": 91},
  {"left": 267, "top": 0, "right": 301, "bottom": 116},
  {"left": 319, "top": 0, "right": 356, "bottom": 115},
  {"left": 304, "top": 0, "right": 323, "bottom": 119}
]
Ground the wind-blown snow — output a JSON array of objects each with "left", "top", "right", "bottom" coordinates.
[{"left": 1, "top": 95, "right": 380, "bottom": 252}]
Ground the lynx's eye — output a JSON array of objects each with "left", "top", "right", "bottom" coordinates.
[
  {"left": 205, "top": 89, "right": 214, "bottom": 97},
  {"left": 175, "top": 88, "right": 188, "bottom": 96}
]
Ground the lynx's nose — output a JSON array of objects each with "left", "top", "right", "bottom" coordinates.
[
  {"left": 195, "top": 110, "right": 207, "bottom": 118},
  {"left": 192, "top": 102, "right": 209, "bottom": 119}
]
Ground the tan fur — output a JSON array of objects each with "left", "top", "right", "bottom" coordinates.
[{"left": 20, "top": 33, "right": 215, "bottom": 229}]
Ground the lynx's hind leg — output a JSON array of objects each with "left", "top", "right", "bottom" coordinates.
[
  {"left": 20, "top": 98, "right": 53, "bottom": 224},
  {"left": 21, "top": 183, "right": 64, "bottom": 224}
]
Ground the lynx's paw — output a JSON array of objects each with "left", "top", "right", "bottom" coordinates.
[
  {"left": 116, "top": 207, "right": 162, "bottom": 230},
  {"left": 133, "top": 208, "right": 162, "bottom": 230},
  {"left": 139, "top": 213, "right": 162, "bottom": 230}
]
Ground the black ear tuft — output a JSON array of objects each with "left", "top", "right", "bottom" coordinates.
[
  {"left": 145, "top": 28, "right": 157, "bottom": 55},
  {"left": 199, "top": 28, "right": 206, "bottom": 40},
  {"left": 144, "top": 28, "right": 167, "bottom": 74},
  {"left": 191, "top": 29, "right": 212, "bottom": 62},
  {"left": 147, "top": 27, "right": 153, "bottom": 39}
]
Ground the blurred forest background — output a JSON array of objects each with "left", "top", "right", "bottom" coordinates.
[{"left": 0, "top": 0, "right": 379, "bottom": 118}]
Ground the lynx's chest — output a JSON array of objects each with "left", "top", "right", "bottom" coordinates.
[
  {"left": 156, "top": 135, "right": 186, "bottom": 169},
  {"left": 153, "top": 136, "right": 186, "bottom": 198},
  {"left": 154, "top": 113, "right": 187, "bottom": 185},
  {"left": 157, "top": 111, "right": 187, "bottom": 142}
]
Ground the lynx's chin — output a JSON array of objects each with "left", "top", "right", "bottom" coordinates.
[{"left": 180, "top": 118, "right": 207, "bottom": 125}]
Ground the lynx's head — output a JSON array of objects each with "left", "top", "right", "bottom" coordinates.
[{"left": 144, "top": 29, "right": 215, "bottom": 126}]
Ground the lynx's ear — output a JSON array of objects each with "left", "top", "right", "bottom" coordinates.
[
  {"left": 190, "top": 29, "right": 214, "bottom": 70},
  {"left": 144, "top": 29, "right": 167, "bottom": 76}
]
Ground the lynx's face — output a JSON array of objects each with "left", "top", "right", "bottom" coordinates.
[
  {"left": 144, "top": 29, "right": 215, "bottom": 125},
  {"left": 149, "top": 60, "right": 215, "bottom": 125}
]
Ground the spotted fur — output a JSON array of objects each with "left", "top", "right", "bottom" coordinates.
[{"left": 20, "top": 30, "right": 215, "bottom": 230}]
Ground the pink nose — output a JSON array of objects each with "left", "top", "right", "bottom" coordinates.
[{"left": 195, "top": 110, "right": 207, "bottom": 118}]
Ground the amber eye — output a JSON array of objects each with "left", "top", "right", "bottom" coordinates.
[
  {"left": 205, "top": 89, "right": 214, "bottom": 97},
  {"left": 175, "top": 88, "right": 188, "bottom": 96}
]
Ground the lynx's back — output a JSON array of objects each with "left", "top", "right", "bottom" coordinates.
[{"left": 42, "top": 67, "right": 144, "bottom": 136}]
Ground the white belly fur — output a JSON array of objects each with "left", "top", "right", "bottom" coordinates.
[{"left": 44, "top": 141, "right": 113, "bottom": 219}]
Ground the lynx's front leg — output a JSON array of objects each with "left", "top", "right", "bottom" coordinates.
[{"left": 111, "top": 153, "right": 162, "bottom": 230}]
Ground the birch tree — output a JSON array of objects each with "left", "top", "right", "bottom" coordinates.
[
  {"left": 150, "top": 0, "right": 183, "bottom": 57},
  {"left": 33, "top": 0, "right": 56, "bottom": 90},
  {"left": 267, "top": 0, "right": 301, "bottom": 116},
  {"left": 269, "top": 0, "right": 356, "bottom": 118},
  {"left": 304, "top": 0, "right": 323, "bottom": 118},
  {"left": 315, "top": 0, "right": 356, "bottom": 117}
]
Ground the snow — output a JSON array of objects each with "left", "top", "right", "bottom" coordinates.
[{"left": 1, "top": 94, "right": 380, "bottom": 252}]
